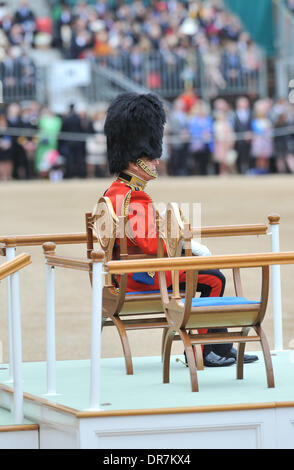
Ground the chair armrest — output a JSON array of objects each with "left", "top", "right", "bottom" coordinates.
[
  {"left": 43, "top": 242, "right": 91, "bottom": 271},
  {"left": 106, "top": 251, "right": 294, "bottom": 273},
  {"left": 45, "top": 254, "right": 91, "bottom": 272}
]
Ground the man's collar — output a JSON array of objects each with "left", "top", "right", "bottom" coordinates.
[{"left": 117, "top": 171, "right": 147, "bottom": 191}]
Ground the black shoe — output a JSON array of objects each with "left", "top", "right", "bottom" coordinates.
[
  {"left": 203, "top": 351, "right": 235, "bottom": 367},
  {"left": 225, "top": 347, "right": 258, "bottom": 363}
]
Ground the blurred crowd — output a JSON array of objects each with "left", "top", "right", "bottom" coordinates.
[
  {"left": 286, "top": 0, "right": 294, "bottom": 14},
  {"left": 0, "top": 100, "right": 108, "bottom": 181},
  {"left": 1, "top": 93, "right": 294, "bottom": 182},
  {"left": 49, "top": 0, "right": 262, "bottom": 93},
  {"left": 167, "top": 92, "right": 294, "bottom": 177},
  {"left": 0, "top": 0, "right": 40, "bottom": 98},
  {"left": 0, "top": 0, "right": 293, "bottom": 182}
]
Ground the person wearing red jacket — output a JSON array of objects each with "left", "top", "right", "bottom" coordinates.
[{"left": 103, "top": 92, "right": 258, "bottom": 367}]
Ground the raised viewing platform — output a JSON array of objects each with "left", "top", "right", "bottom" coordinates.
[{"left": 0, "top": 350, "right": 293, "bottom": 449}]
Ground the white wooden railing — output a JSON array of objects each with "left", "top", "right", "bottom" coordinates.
[{"left": 0, "top": 214, "right": 287, "bottom": 417}]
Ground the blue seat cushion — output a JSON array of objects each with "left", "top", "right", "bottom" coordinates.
[{"left": 181, "top": 296, "right": 259, "bottom": 307}]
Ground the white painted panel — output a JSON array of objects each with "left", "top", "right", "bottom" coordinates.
[
  {"left": 39, "top": 423, "right": 78, "bottom": 449},
  {"left": 0, "top": 430, "right": 39, "bottom": 449},
  {"left": 275, "top": 408, "right": 294, "bottom": 449},
  {"left": 95, "top": 424, "right": 261, "bottom": 449},
  {"left": 79, "top": 408, "right": 277, "bottom": 449}
]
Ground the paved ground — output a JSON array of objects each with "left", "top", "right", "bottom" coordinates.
[{"left": 0, "top": 175, "right": 293, "bottom": 362}]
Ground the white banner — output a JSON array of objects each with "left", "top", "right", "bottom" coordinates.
[{"left": 49, "top": 60, "right": 91, "bottom": 90}]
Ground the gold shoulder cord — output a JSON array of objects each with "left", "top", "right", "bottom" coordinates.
[
  {"left": 122, "top": 189, "right": 136, "bottom": 244},
  {"left": 123, "top": 190, "right": 132, "bottom": 218},
  {"left": 122, "top": 189, "right": 156, "bottom": 280},
  {"left": 123, "top": 182, "right": 157, "bottom": 280}
]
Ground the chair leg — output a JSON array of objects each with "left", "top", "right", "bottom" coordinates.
[
  {"left": 101, "top": 317, "right": 107, "bottom": 331},
  {"left": 194, "top": 344, "right": 204, "bottom": 371},
  {"left": 255, "top": 325, "right": 275, "bottom": 388},
  {"left": 111, "top": 315, "right": 133, "bottom": 375},
  {"left": 161, "top": 328, "right": 168, "bottom": 362},
  {"left": 236, "top": 327, "right": 250, "bottom": 380},
  {"left": 163, "top": 328, "right": 175, "bottom": 385},
  {"left": 179, "top": 329, "right": 199, "bottom": 392}
]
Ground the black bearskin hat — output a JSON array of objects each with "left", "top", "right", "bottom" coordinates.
[{"left": 104, "top": 92, "right": 166, "bottom": 174}]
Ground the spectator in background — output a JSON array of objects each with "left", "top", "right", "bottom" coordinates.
[
  {"left": 0, "top": 1, "right": 8, "bottom": 22},
  {"left": 6, "top": 102, "right": 29, "bottom": 179},
  {"left": 77, "top": 103, "right": 95, "bottom": 176},
  {"left": 59, "top": 103, "right": 86, "bottom": 178},
  {"left": 202, "top": 43, "right": 226, "bottom": 94},
  {"left": 7, "top": 22, "right": 24, "bottom": 46},
  {"left": 213, "top": 108, "right": 236, "bottom": 175},
  {"left": 286, "top": 0, "right": 294, "bottom": 14},
  {"left": 232, "top": 96, "right": 253, "bottom": 174},
  {"left": 52, "top": 0, "right": 73, "bottom": 51},
  {"left": 0, "top": 113, "right": 13, "bottom": 180},
  {"left": 178, "top": 83, "right": 198, "bottom": 114},
  {"left": 273, "top": 111, "right": 293, "bottom": 174},
  {"left": 251, "top": 99, "right": 273, "bottom": 174},
  {"left": 0, "top": 48, "right": 18, "bottom": 94},
  {"left": 18, "top": 103, "right": 38, "bottom": 178},
  {"left": 167, "top": 97, "right": 190, "bottom": 176},
  {"left": 69, "top": 17, "right": 94, "bottom": 59},
  {"left": 17, "top": 48, "right": 36, "bottom": 93},
  {"left": 188, "top": 100, "right": 213, "bottom": 175},
  {"left": 13, "top": 0, "right": 35, "bottom": 25},
  {"left": 13, "top": 0, "right": 36, "bottom": 45},
  {"left": 86, "top": 108, "right": 107, "bottom": 178},
  {"left": 35, "top": 107, "right": 62, "bottom": 178},
  {"left": 221, "top": 40, "right": 242, "bottom": 87}
]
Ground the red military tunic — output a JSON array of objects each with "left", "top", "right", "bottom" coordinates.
[
  {"left": 105, "top": 177, "right": 180, "bottom": 292},
  {"left": 105, "top": 175, "right": 227, "bottom": 342},
  {"left": 105, "top": 176, "right": 224, "bottom": 301}
]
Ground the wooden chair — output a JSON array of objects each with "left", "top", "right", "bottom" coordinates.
[
  {"left": 161, "top": 202, "right": 274, "bottom": 392},
  {"left": 85, "top": 196, "right": 170, "bottom": 375}
]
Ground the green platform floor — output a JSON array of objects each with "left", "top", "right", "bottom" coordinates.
[{"left": 0, "top": 351, "right": 293, "bottom": 414}]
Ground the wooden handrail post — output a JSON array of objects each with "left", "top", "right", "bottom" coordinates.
[
  {"left": 43, "top": 242, "right": 58, "bottom": 396},
  {"left": 89, "top": 250, "right": 104, "bottom": 411},
  {"left": 0, "top": 253, "right": 31, "bottom": 424},
  {"left": 5, "top": 239, "right": 16, "bottom": 384},
  {"left": 10, "top": 263, "right": 24, "bottom": 423},
  {"left": 3, "top": 244, "right": 28, "bottom": 423},
  {"left": 268, "top": 214, "right": 283, "bottom": 351}
]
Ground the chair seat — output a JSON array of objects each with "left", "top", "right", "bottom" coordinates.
[
  {"left": 126, "top": 289, "right": 178, "bottom": 295},
  {"left": 126, "top": 290, "right": 161, "bottom": 295},
  {"left": 181, "top": 296, "right": 259, "bottom": 308}
]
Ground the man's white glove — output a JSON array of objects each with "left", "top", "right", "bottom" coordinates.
[{"left": 191, "top": 239, "right": 212, "bottom": 257}]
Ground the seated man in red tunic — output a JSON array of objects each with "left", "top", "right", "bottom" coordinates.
[{"left": 103, "top": 92, "right": 258, "bottom": 367}]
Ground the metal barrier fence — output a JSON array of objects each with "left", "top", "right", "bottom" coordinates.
[
  {"left": 0, "top": 58, "right": 38, "bottom": 104},
  {"left": 94, "top": 51, "right": 202, "bottom": 100},
  {"left": 93, "top": 50, "right": 267, "bottom": 101},
  {"left": 0, "top": 50, "right": 267, "bottom": 106}
]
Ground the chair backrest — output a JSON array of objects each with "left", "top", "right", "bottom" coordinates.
[
  {"left": 89, "top": 196, "right": 119, "bottom": 287},
  {"left": 163, "top": 202, "right": 195, "bottom": 300},
  {"left": 87, "top": 196, "right": 165, "bottom": 318},
  {"left": 161, "top": 202, "right": 270, "bottom": 331}
]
